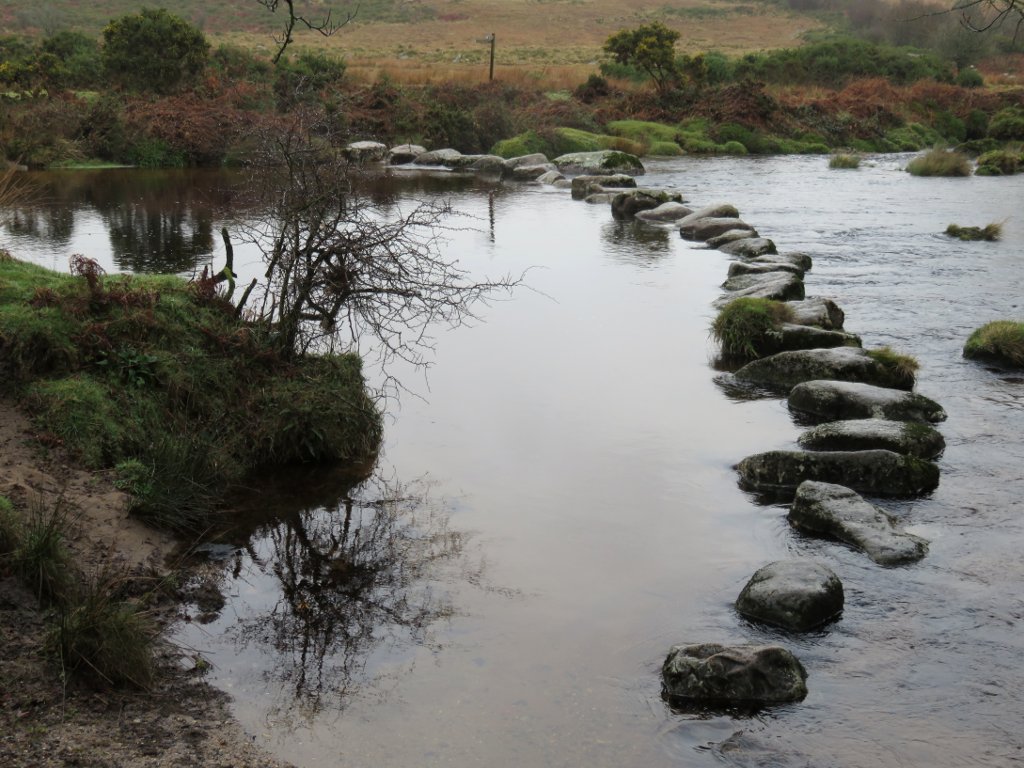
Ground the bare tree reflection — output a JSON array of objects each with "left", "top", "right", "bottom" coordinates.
[{"left": 214, "top": 470, "right": 478, "bottom": 721}]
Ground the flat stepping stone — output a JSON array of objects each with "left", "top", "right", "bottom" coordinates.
[
  {"left": 662, "top": 643, "right": 808, "bottom": 706},
  {"left": 775, "top": 324, "right": 861, "bottom": 353},
  {"left": 388, "top": 144, "right": 427, "bottom": 164},
  {"left": 635, "top": 201, "right": 693, "bottom": 223},
  {"left": 789, "top": 380, "right": 947, "bottom": 423},
  {"left": 736, "top": 560, "right": 844, "bottom": 631},
  {"left": 554, "top": 150, "right": 645, "bottom": 175},
  {"left": 789, "top": 481, "right": 929, "bottom": 565},
  {"left": 753, "top": 252, "right": 812, "bottom": 270},
  {"left": 718, "top": 238, "right": 778, "bottom": 258},
  {"left": 414, "top": 148, "right": 463, "bottom": 165},
  {"left": 570, "top": 174, "right": 637, "bottom": 199},
  {"left": 736, "top": 449, "right": 940, "bottom": 499},
  {"left": 727, "top": 261, "right": 804, "bottom": 278},
  {"left": 714, "top": 272, "right": 805, "bottom": 306},
  {"left": 798, "top": 418, "right": 945, "bottom": 459},
  {"left": 676, "top": 203, "right": 739, "bottom": 226},
  {"left": 786, "top": 297, "right": 842, "bottom": 329},
  {"left": 707, "top": 229, "right": 759, "bottom": 248},
  {"left": 612, "top": 189, "right": 685, "bottom": 220},
  {"left": 734, "top": 347, "right": 914, "bottom": 391},
  {"left": 681, "top": 217, "right": 755, "bottom": 241}
]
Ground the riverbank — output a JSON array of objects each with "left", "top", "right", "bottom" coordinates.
[{"left": 0, "top": 397, "right": 294, "bottom": 768}]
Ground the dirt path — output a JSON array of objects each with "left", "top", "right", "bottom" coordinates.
[{"left": 0, "top": 398, "right": 294, "bottom": 768}]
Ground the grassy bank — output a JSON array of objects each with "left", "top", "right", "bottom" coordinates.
[{"left": 0, "top": 253, "right": 382, "bottom": 533}]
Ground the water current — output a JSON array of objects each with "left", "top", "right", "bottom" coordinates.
[{"left": 5, "top": 156, "right": 1023, "bottom": 767}]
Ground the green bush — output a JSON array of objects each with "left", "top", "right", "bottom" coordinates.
[
  {"left": 975, "top": 149, "right": 1021, "bottom": 175},
  {"left": 965, "top": 109, "right": 989, "bottom": 140},
  {"left": 964, "top": 320, "right": 1024, "bottom": 367},
  {"left": 491, "top": 130, "right": 551, "bottom": 158},
  {"left": 721, "top": 140, "right": 748, "bottom": 155},
  {"left": 988, "top": 107, "right": 1024, "bottom": 141},
  {"left": 933, "top": 110, "right": 966, "bottom": 143},
  {"left": 102, "top": 8, "right": 209, "bottom": 95},
  {"left": 885, "top": 123, "right": 942, "bottom": 151},
  {"left": 648, "top": 140, "right": 683, "bottom": 156},
  {"left": 711, "top": 298, "right": 794, "bottom": 361},
  {"left": 906, "top": 147, "right": 972, "bottom": 176},
  {"left": 956, "top": 67, "right": 984, "bottom": 88}
]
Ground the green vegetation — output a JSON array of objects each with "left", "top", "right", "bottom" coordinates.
[
  {"left": 829, "top": 152, "right": 861, "bottom": 169},
  {"left": 945, "top": 223, "right": 1002, "bottom": 241},
  {"left": 4, "top": 497, "right": 74, "bottom": 604},
  {"left": 0, "top": 256, "right": 382, "bottom": 533},
  {"left": 987, "top": 107, "right": 1024, "bottom": 141},
  {"left": 906, "top": 148, "right": 972, "bottom": 177},
  {"left": 101, "top": 9, "right": 210, "bottom": 95},
  {"left": 711, "top": 298, "right": 795, "bottom": 362},
  {"left": 964, "top": 321, "right": 1024, "bottom": 368},
  {"left": 867, "top": 346, "right": 919, "bottom": 389},
  {"left": 975, "top": 148, "right": 1022, "bottom": 176},
  {"left": 603, "top": 22, "right": 682, "bottom": 96}
]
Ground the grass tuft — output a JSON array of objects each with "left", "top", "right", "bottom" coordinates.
[
  {"left": 45, "top": 569, "right": 158, "bottom": 690},
  {"left": 829, "top": 152, "right": 861, "bottom": 169},
  {"left": 867, "top": 346, "right": 919, "bottom": 388},
  {"left": 906, "top": 147, "right": 972, "bottom": 177},
  {"left": 945, "top": 223, "right": 1002, "bottom": 241},
  {"left": 711, "top": 298, "right": 794, "bottom": 362},
  {"left": 6, "top": 497, "right": 75, "bottom": 605},
  {"left": 0, "top": 495, "right": 19, "bottom": 556},
  {"left": 963, "top": 320, "right": 1024, "bottom": 368}
]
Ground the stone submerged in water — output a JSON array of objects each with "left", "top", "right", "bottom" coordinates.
[
  {"left": 789, "top": 481, "right": 929, "bottom": 565},
  {"left": 611, "top": 189, "right": 685, "bottom": 220},
  {"left": 735, "top": 560, "right": 844, "bottom": 632},
  {"left": 789, "top": 380, "right": 947, "bottom": 424},
  {"left": 736, "top": 449, "right": 940, "bottom": 499},
  {"left": 662, "top": 643, "right": 808, "bottom": 707},
  {"left": 677, "top": 203, "right": 740, "bottom": 226},
  {"left": 733, "top": 347, "right": 914, "bottom": 391},
  {"left": 798, "top": 418, "right": 945, "bottom": 459}
]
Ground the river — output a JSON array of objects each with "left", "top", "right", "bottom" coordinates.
[{"left": 4, "top": 156, "right": 1023, "bottom": 767}]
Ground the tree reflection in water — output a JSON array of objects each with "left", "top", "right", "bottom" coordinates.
[{"left": 203, "top": 468, "right": 481, "bottom": 722}]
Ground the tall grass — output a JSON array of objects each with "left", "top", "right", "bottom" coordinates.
[
  {"left": 963, "top": 320, "right": 1024, "bottom": 367},
  {"left": 711, "top": 298, "right": 794, "bottom": 362},
  {"left": 906, "top": 147, "right": 972, "bottom": 177},
  {"left": 945, "top": 222, "right": 1002, "bottom": 241},
  {"left": 7, "top": 496, "right": 75, "bottom": 604},
  {"left": 829, "top": 152, "right": 861, "bottom": 169},
  {"left": 866, "top": 346, "right": 919, "bottom": 388},
  {"left": 46, "top": 568, "right": 159, "bottom": 690}
]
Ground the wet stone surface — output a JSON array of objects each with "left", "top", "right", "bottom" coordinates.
[{"left": 735, "top": 560, "right": 844, "bottom": 632}]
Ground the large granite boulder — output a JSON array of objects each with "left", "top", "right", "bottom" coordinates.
[
  {"left": 680, "top": 217, "right": 755, "bottom": 241},
  {"left": 727, "top": 261, "right": 804, "bottom": 278},
  {"left": 344, "top": 141, "right": 389, "bottom": 163},
  {"left": 788, "top": 380, "right": 947, "bottom": 423},
  {"left": 718, "top": 238, "right": 779, "bottom": 258},
  {"left": 414, "top": 148, "right": 463, "bottom": 166},
  {"left": 554, "top": 150, "right": 645, "bottom": 175},
  {"left": 733, "top": 347, "right": 915, "bottom": 391},
  {"left": 714, "top": 273, "right": 805, "bottom": 305},
  {"left": 786, "top": 297, "right": 842, "bottom": 329},
  {"left": 570, "top": 174, "right": 637, "bottom": 200},
  {"left": 707, "top": 229, "right": 760, "bottom": 248},
  {"left": 662, "top": 644, "right": 808, "bottom": 706},
  {"left": 612, "top": 189, "right": 685, "bottom": 220},
  {"left": 735, "top": 560, "right": 844, "bottom": 631},
  {"left": 798, "top": 418, "right": 945, "bottom": 459},
  {"left": 736, "top": 449, "right": 940, "bottom": 499},
  {"left": 635, "top": 201, "right": 694, "bottom": 223},
  {"left": 388, "top": 143, "right": 427, "bottom": 164},
  {"left": 789, "top": 481, "right": 929, "bottom": 565}
]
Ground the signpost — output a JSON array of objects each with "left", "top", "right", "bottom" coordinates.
[{"left": 476, "top": 33, "right": 496, "bottom": 81}]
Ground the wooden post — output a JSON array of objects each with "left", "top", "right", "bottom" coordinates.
[{"left": 489, "top": 33, "right": 495, "bottom": 81}]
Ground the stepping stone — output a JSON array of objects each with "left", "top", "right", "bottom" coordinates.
[
  {"left": 736, "top": 560, "right": 844, "bottom": 631},
  {"left": 734, "top": 347, "right": 914, "bottom": 392},
  {"left": 798, "top": 418, "right": 945, "bottom": 459},
  {"left": 788, "top": 380, "right": 947, "bottom": 423},
  {"left": 789, "top": 481, "right": 929, "bottom": 565},
  {"left": 662, "top": 643, "right": 808, "bottom": 706}
]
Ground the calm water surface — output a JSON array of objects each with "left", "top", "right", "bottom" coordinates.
[{"left": 6, "top": 158, "right": 1023, "bottom": 767}]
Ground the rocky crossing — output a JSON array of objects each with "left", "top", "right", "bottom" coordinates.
[{"left": 357, "top": 142, "right": 950, "bottom": 711}]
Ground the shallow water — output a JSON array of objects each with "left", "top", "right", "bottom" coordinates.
[{"left": 6, "top": 158, "right": 1024, "bottom": 767}]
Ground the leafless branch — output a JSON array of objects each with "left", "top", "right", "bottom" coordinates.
[{"left": 255, "top": 0, "right": 359, "bottom": 64}]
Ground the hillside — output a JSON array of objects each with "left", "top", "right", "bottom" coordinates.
[{"left": 0, "top": 0, "right": 824, "bottom": 74}]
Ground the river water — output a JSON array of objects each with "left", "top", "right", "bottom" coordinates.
[{"left": 5, "top": 157, "right": 1023, "bottom": 767}]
